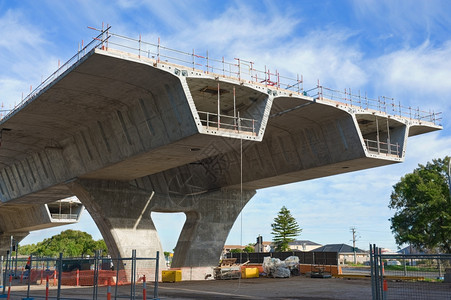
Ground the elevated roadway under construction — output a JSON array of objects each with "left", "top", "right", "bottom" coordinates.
[{"left": 0, "top": 29, "right": 441, "bottom": 276}]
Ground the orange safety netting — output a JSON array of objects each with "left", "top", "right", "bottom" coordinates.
[{"left": 25, "top": 268, "right": 157, "bottom": 286}]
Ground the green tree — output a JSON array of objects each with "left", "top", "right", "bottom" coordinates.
[
  {"left": 271, "top": 206, "right": 302, "bottom": 252},
  {"left": 18, "top": 244, "right": 38, "bottom": 256},
  {"left": 19, "top": 230, "right": 108, "bottom": 257},
  {"left": 230, "top": 248, "right": 242, "bottom": 253},
  {"left": 244, "top": 245, "right": 254, "bottom": 253},
  {"left": 389, "top": 157, "right": 451, "bottom": 253},
  {"left": 94, "top": 239, "right": 108, "bottom": 254}
]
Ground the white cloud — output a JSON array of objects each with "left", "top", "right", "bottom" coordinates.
[
  {"left": 0, "top": 9, "right": 62, "bottom": 108},
  {"left": 0, "top": 78, "right": 24, "bottom": 111},
  {"left": 371, "top": 41, "right": 451, "bottom": 109},
  {"left": 405, "top": 131, "right": 451, "bottom": 164},
  {"left": 0, "top": 10, "right": 45, "bottom": 51},
  {"left": 0, "top": 55, "right": 62, "bottom": 110},
  {"left": 351, "top": 0, "right": 450, "bottom": 43},
  {"left": 234, "top": 28, "right": 368, "bottom": 90},
  {"left": 134, "top": 8, "right": 368, "bottom": 92}
]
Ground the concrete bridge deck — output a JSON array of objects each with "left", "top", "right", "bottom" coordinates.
[{"left": 0, "top": 29, "right": 441, "bottom": 275}]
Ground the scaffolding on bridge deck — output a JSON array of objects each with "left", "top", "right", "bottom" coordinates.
[{"left": 2, "top": 25, "right": 442, "bottom": 128}]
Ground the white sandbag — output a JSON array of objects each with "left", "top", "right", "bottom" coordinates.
[
  {"left": 284, "top": 256, "right": 299, "bottom": 268},
  {"left": 273, "top": 266, "right": 291, "bottom": 278}
]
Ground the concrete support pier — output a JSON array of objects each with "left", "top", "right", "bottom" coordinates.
[
  {"left": 151, "top": 189, "right": 256, "bottom": 269},
  {"left": 148, "top": 187, "right": 256, "bottom": 280},
  {"left": 68, "top": 178, "right": 255, "bottom": 278},
  {"left": 67, "top": 179, "right": 165, "bottom": 272}
]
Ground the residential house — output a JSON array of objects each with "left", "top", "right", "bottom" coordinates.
[
  {"left": 259, "top": 241, "right": 273, "bottom": 252},
  {"left": 311, "top": 243, "right": 369, "bottom": 265},
  {"left": 289, "top": 240, "right": 322, "bottom": 252}
]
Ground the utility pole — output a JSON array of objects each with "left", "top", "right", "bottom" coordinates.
[{"left": 350, "top": 227, "right": 357, "bottom": 264}]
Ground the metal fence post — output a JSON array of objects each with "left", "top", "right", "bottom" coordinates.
[
  {"left": 131, "top": 249, "right": 136, "bottom": 300},
  {"left": 374, "top": 245, "right": 380, "bottom": 300},
  {"left": 154, "top": 251, "right": 159, "bottom": 300},
  {"left": 8, "top": 237, "right": 12, "bottom": 277},
  {"left": 114, "top": 257, "right": 120, "bottom": 300},
  {"left": 3, "top": 251, "right": 9, "bottom": 294},
  {"left": 14, "top": 243, "right": 18, "bottom": 278},
  {"left": 93, "top": 250, "right": 99, "bottom": 300},
  {"left": 369, "top": 244, "right": 375, "bottom": 300},
  {"left": 130, "top": 253, "right": 133, "bottom": 299},
  {"left": 0, "top": 256, "right": 3, "bottom": 292},
  {"left": 378, "top": 248, "right": 385, "bottom": 300},
  {"left": 26, "top": 254, "right": 33, "bottom": 299},
  {"left": 57, "top": 253, "right": 63, "bottom": 300}
]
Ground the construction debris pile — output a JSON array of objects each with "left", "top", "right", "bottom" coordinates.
[
  {"left": 262, "top": 256, "right": 300, "bottom": 278},
  {"left": 213, "top": 258, "right": 243, "bottom": 280}
]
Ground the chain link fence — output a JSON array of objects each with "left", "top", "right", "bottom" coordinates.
[
  {"left": 0, "top": 250, "right": 160, "bottom": 299},
  {"left": 370, "top": 244, "right": 451, "bottom": 300}
]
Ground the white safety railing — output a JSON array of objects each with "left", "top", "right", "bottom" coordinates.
[
  {"left": 104, "top": 32, "right": 304, "bottom": 93},
  {"left": 306, "top": 85, "right": 442, "bottom": 124},
  {"left": 364, "top": 139, "right": 400, "bottom": 157},
  {"left": 51, "top": 213, "right": 78, "bottom": 220},
  {"left": 3, "top": 26, "right": 442, "bottom": 127},
  {"left": 198, "top": 111, "right": 257, "bottom": 134}
]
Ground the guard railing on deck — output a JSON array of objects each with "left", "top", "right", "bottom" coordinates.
[
  {"left": 50, "top": 213, "right": 78, "bottom": 220},
  {"left": 307, "top": 86, "right": 442, "bottom": 124},
  {"left": 3, "top": 26, "right": 442, "bottom": 128},
  {"left": 364, "top": 139, "right": 400, "bottom": 157},
  {"left": 198, "top": 111, "right": 257, "bottom": 134},
  {"left": 105, "top": 32, "right": 304, "bottom": 94}
]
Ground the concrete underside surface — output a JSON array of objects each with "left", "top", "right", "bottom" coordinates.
[
  {"left": 0, "top": 232, "right": 28, "bottom": 254},
  {"left": 0, "top": 47, "right": 441, "bottom": 269}
]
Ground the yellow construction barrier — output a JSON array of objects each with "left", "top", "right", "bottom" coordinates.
[
  {"left": 162, "top": 270, "right": 182, "bottom": 282},
  {"left": 241, "top": 267, "right": 259, "bottom": 279}
]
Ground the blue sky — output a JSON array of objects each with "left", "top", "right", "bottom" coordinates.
[{"left": 1, "top": 0, "right": 450, "bottom": 252}]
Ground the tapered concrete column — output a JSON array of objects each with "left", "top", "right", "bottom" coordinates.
[
  {"left": 149, "top": 189, "right": 256, "bottom": 268},
  {"left": 67, "top": 179, "right": 165, "bottom": 272}
]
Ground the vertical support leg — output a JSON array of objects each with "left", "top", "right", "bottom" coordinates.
[
  {"left": 66, "top": 180, "right": 166, "bottom": 275},
  {"left": 166, "top": 189, "right": 256, "bottom": 268}
]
